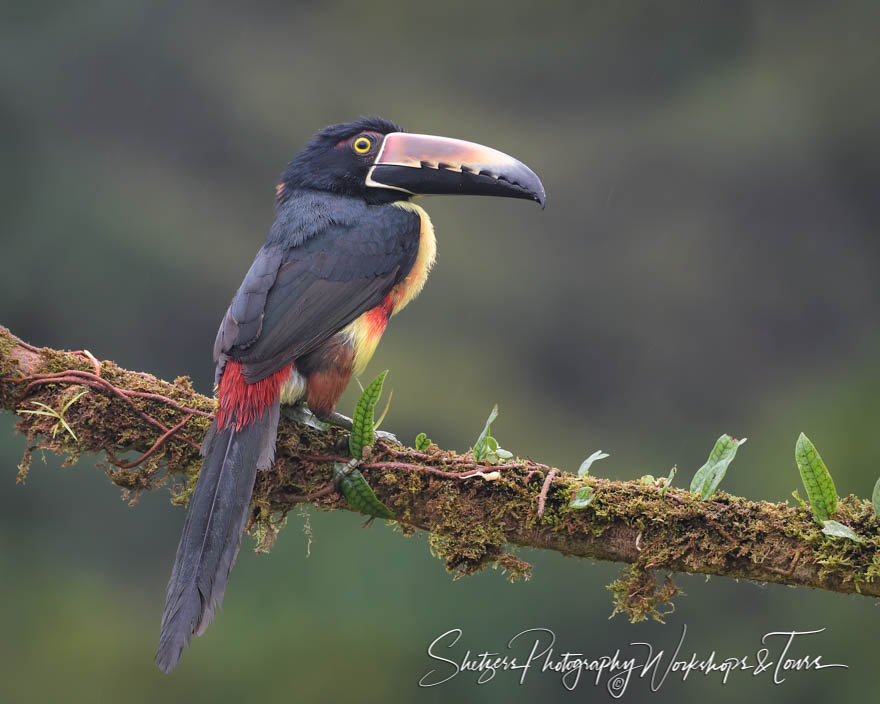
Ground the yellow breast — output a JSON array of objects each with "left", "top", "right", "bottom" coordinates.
[{"left": 388, "top": 200, "right": 437, "bottom": 314}]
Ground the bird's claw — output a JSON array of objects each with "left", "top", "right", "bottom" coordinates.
[
  {"left": 281, "top": 405, "right": 400, "bottom": 445},
  {"left": 328, "top": 411, "right": 400, "bottom": 446},
  {"left": 375, "top": 429, "right": 400, "bottom": 445},
  {"left": 281, "top": 404, "right": 331, "bottom": 431},
  {"left": 378, "top": 430, "right": 399, "bottom": 444}
]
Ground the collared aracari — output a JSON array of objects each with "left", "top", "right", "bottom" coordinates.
[{"left": 156, "top": 117, "right": 545, "bottom": 673}]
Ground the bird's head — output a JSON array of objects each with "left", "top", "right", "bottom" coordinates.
[{"left": 278, "top": 116, "right": 545, "bottom": 208}]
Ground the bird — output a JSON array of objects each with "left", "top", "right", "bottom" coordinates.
[{"left": 156, "top": 116, "right": 545, "bottom": 673}]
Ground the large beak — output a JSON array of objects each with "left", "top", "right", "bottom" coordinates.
[{"left": 366, "top": 132, "right": 546, "bottom": 208}]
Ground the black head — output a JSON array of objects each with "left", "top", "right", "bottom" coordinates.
[
  {"left": 278, "top": 117, "right": 404, "bottom": 205},
  {"left": 277, "top": 116, "right": 546, "bottom": 208}
]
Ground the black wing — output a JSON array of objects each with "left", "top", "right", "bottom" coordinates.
[{"left": 214, "top": 200, "right": 421, "bottom": 383}]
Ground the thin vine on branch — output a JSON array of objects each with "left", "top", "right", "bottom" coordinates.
[{"left": 2, "top": 324, "right": 880, "bottom": 620}]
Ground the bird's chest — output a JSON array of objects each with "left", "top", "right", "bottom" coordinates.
[{"left": 343, "top": 201, "right": 436, "bottom": 376}]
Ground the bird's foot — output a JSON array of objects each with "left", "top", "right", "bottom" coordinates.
[
  {"left": 281, "top": 404, "right": 331, "bottom": 432},
  {"left": 328, "top": 411, "right": 400, "bottom": 446},
  {"left": 281, "top": 405, "right": 400, "bottom": 445}
]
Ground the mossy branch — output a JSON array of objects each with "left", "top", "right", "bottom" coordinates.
[{"left": 3, "top": 324, "right": 880, "bottom": 621}]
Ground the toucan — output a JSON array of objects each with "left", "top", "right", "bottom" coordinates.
[{"left": 156, "top": 117, "right": 545, "bottom": 673}]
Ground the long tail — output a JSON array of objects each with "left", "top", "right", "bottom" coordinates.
[{"left": 155, "top": 401, "right": 279, "bottom": 673}]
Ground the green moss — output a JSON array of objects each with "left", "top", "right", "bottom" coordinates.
[
  {"left": 0, "top": 328, "right": 23, "bottom": 410},
  {"left": 2, "top": 341, "right": 213, "bottom": 507},
  {"left": 248, "top": 501, "right": 289, "bottom": 554},
  {"left": 423, "top": 481, "right": 508, "bottom": 577},
  {"left": 608, "top": 565, "right": 679, "bottom": 623},
  {"left": 169, "top": 464, "right": 202, "bottom": 507},
  {"left": 493, "top": 552, "right": 532, "bottom": 582}
]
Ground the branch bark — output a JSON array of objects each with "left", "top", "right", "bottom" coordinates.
[{"left": 3, "top": 324, "right": 880, "bottom": 620}]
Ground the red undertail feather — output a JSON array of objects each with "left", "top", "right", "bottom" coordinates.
[{"left": 217, "top": 361, "right": 291, "bottom": 430}]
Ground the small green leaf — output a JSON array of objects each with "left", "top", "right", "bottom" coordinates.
[
  {"left": 578, "top": 450, "right": 609, "bottom": 477},
  {"left": 791, "top": 488, "right": 807, "bottom": 508},
  {"left": 17, "top": 390, "right": 88, "bottom": 442},
  {"left": 821, "top": 520, "right": 865, "bottom": 544},
  {"left": 873, "top": 477, "right": 880, "bottom": 515},
  {"left": 56, "top": 416, "right": 77, "bottom": 442},
  {"left": 795, "top": 433, "right": 838, "bottom": 523},
  {"left": 472, "top": 405, "right": 499, "bottom": 462},
  {"left": 659, "top": 466, "right": 677, "bottom": 497},
  {"left": 18, "top": 409, "right": 57, "bottom": 418},
  {"left": 569, "top": 486, "right": 595, "bottom": 509},
  {"left": 373, "top": 388, "right": 393, "bottom": 431},
  {"left": 690, "top": 434, "right": 747, "bottom": 500},
  {"left": 471, "top": 406, "right": 515, "bottom": 464},
  {"left": 61, "top": 389, "right": 88, "bottom": 413},
  {"left": 349, "top": 370, "right": 388, "bottom": 460},
  {"left": 415, "top": 433, "right": 432, "bottom": 452},
  {"left": 24, "top": 401, "right": 58, "bottom": 414},
  {"left": 332, "top": 462, "right": 394, "bottom": 519}
]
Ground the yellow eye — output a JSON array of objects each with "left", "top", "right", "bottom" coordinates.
[{"left": 353, "top": 136, "right": 372, "bottom": 154}]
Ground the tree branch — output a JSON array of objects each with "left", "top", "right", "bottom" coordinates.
[{"left": 3, "top": 324, "right": 879, "bottom": 620}]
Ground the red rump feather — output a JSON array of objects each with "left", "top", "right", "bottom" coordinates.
[{"left": 216, "top": 361, "right": 291, "bottom": 431}]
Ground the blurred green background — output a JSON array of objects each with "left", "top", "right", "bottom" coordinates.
[{"left": 1, "top": 1, "right": 878, "bottom": 701}]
